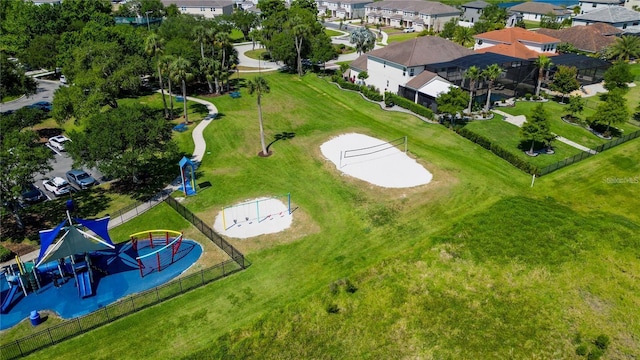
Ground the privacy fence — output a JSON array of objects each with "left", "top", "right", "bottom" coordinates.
[{"left": 0, "top": 259, "right": 244, "bottom": 360}]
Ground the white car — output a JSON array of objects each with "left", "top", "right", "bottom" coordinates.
[
  {"left": 402, "top": 28, "right": 415, "bottom": 33},
  {"left": 48, "top": 135, "right": 71, "bottom": 151},
  {"left": 43, "top": 177, "right": 71, "bottom": 196}
]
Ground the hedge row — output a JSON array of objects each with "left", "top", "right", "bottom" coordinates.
[
  {"left": 384, "top": 92, "right": 434, "bottom": 120},
  {"left": 457, "top": 127, "right": 540, "bottom": 175},
  {"left": 0, "top": 244, "right": 15, "bottom": 263},
  {"left": 331, "top": 75, "right": 383, "bottom": 102}
]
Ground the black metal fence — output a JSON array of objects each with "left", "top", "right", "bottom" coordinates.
[
  {"left": 107, "top": 189, "right": 172, "bottom": 229},
  {"left": 0, "top": 259, "right": 244, "bottom": 360},
  {"left": 164, "top": 196, "right": 247, "bottom": 269},
  {"left": 538, "top": 130, "right": 640, "bottom": 176}
]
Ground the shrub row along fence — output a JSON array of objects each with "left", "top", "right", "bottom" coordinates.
[
  {"left": 0, "top": 259, "right": 244, "bottom": 360},
  {"left": 330, "top": 75, "right": 383, "bottom": 102},
  {"left": 457, "top": 127, "right": 640, "bottom": 177},
  {"left": 538, "top": 129, "right": 640, "bottom": 176},
  {"left": 164, "top": 196, "right": 247, "bottom": 269}
]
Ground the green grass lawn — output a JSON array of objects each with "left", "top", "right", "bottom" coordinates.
[
  {"left": 12, "top": 73, "right": 640, "bottom": 359},
  {"left": 324, "top": 29, "right": 342, "bottom": 37},
  {"left": 464, "top": 117, "right": 583, "bottom": 168},
  {"left": 244, "top": 48, "right": 267, "bottom": 60},
  {"left": 386, "top": 32, "right": 419, "bottom": 44},
  {"left": 523, "top": 20, "right": 540, "bottom": 29}
]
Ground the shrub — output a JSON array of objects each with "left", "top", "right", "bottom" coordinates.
[
  {"left": 0, "top": 244, "right": 15, "bottom": 263},
  {"left": 325, "top": 303, "right": 339, "bottom": 314},
  {"left": 594, "top": 335, "right": 610, "bottom": 350},
  {"left": 525, "top": 93, "right": 532, "bottom": 100},
  {"left": 587, "top": 348, "right": 604, "bottom": 360},
  {"left": 576, "top": 344, "right": 589, "bottom": 356},
  {"left": 385, "top": 93, "right": 434, "bottom": 119}
]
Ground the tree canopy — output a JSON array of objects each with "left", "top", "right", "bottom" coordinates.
[
  {"left": 66, "top": 105, "right": 177, "bottom": 182},
  {"left": 0, "top": 55, "right": 37, "bottom": 100},
  {"left": 603, "top": 62, "right": 634, "bottom": 92},
  {"left": 521, "top": 103, "right": 554, "bottom": 154},
  {"left": 550, "top": 65, "right": 580, "bottom": 102},
  {"left": 436, "top": 86, "right": 469, "bottom": 117}
]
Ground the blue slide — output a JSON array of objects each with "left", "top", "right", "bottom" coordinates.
[
  {"left": 1, "top": 286, "right": 19, "bottom": 313},
  {"left": 78, "top": 272, "right": 93, "bottom": 298}
]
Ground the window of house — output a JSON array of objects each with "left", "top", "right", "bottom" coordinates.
[
  {"left": 409, "top": 68, "right": 414, "bottom": 76},
  {"left": 623, "top": 23, "right": 627, "bottom": 29},
  {"left": 200, "top": 7, "right": 205, "bottom": 11},
  {"left": 592, "top": 3, "right": 596, "bottom": 6},
  {"left": 181, "top": 7, "right": 186, "bottom": 11}
]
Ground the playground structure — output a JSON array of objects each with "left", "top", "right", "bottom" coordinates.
[
  {"left": 1, "top": 203, "right": 115, "bottom": 314},
  {"left": 178, "top": 156, "right": 197, "bottom": 196},
  {"left": 221, "top": 194, "right": 292, "bottom": 230},
  {"left": 129, "top": 230, "right": 184, "bottom": 277}
]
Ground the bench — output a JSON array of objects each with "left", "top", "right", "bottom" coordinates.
[{"left": 173, "top": 123, "right": 188, "bottom": 132}]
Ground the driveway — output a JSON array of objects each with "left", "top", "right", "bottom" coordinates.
[{"left": 0, "top": 79, "right": 61, "bottom": 113}]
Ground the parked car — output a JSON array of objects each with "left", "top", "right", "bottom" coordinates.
[
  {"left": 48, "top": 135, "right": 71, "bottom": 151},
  {"left": 43, "top": 177, "right": 71, "bottom": 196},
  {"left": 20, "top": 184, "right": 47, "bottom": 204},
  {"left": 402, "top": 27, "right": 415, "bottom": 33},
  {"left": 66, "top": 169, "right": 97, "bottom": 189},
  {"left": 28, "top": 101, "right": 52, "bottom": 112}
]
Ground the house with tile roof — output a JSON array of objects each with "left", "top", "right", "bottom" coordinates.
[
  {"left": 578, "top": 0, "right": 625, "bottom": 14},
  {"left": 537, "top": 23, "right": 622, "bottom": 53},
  {"left": 508, "top": 2, "right": 571, "bottom": 23},
  {"left": 473, "top": 27, "right": 560, "bottom": 59},
  {"left": 573, "top": 6, "right": 640, "bottom": 30},
  {"left": 316, "top": 0, "right": 372, "bottom": 19},
  {"left": 161, "top": 0, "right": 234, "bottom": 18},
  {"left": 364, "top": 0, "right": 461, "bottom": 32}
]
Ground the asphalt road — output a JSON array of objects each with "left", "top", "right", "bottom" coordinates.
[{"left": 0, "top": 79, "right": 61, "bottom": 113}]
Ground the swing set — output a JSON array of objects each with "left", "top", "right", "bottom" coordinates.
[{"left": 221, "top": 193, "right": 291, "bottom": 230}]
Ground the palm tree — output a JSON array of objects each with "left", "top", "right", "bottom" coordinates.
[
  {"left": 144, "top": 32, "right": 168, "bottom": 119},
  {"left": 482, "top": 64, "right": 503, "bottom": 111},
  {"left": 193, "top": 25, "right": 214, "bottom": 93},
  {"left": 247, "top": 76, "right": 271, "bottom": 156},
  {"left": 349, "top": 27, "right": 376, "bottom": 55},
  {"left": 454, "top": 27, "right": 474, "bottom": 46},
  {"left": 170, "top": 57, "right": 193, "bottom": 124},
  {"left": 160, "top": 55, "right": 176, "bottom": 119},
  {"left": 214, "top": 32, "right": 231, "bottom": 94},
  {"left": 291, "top": 17, "right": 311, "bottom": 76},
  {"left": 464, "top": 66, "right": 481, "bottom": 114},
  {"left": 534, "top": 54, "right": 553, "bottom": 97},
  {"left": 608, "top": 35, "right": 640, "bottom": 62}
]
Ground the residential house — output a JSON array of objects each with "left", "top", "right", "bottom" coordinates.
[
  {"left": 316, "top": 0, "right": 372, "bottom": 19},
  {"left": 577, "top": 0, "right": 624, "bottom": 14},
  {"left": 537, "top": 23, "right": 622, "bottom": 54},
  {"left": 473, "top": 27, "right": 560, "bottom": 59},
  {"left": 161, "top": 0, "right": 234, "bottom": 19},
  {"left": 624, "top": 0, "right": 640, "bottom": 10},
  {"left": 460, "top": 0, "right": 490, "bottom": 24},
  {"left": 573, "top": 6, "right": 640, "bottom": 30},
  {"left": 348, "top": 36, "right": 473, "bottom": 98},
  {"left": 508, "top": 2, "right": 571, "bottom": 23},
  {"left": 364, "top": 0, "right": 461, "bottom": 32}
]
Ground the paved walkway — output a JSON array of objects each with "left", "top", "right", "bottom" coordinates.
[
  {"left": 493, "top": 109, "right": 596, "bottom": 153},
  {"left": 1, "top": 95, "right": 219, "bottom": 268}
]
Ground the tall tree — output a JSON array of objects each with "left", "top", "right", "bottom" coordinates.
[
  {"left": 453, "top": 27, "right": 474, "bottom": 46},
  {"left": 566, "top": 95, "right": 584, "bottom": 121},
  {"left": 66, "top": 105, "right": 176, "bottom": 183},
  {"left": 464, "top": 66, "right": 481, "bottom": 114},
  {"left": 0, "top": 55, "right": 37, "bottom": 100},
  {"left": 436, "top": 86, "right": 469, "bottom": 119},
  {"left": 170, "top": 57, "right": 193, "bottom": 123},
  {"left": 521, "top": 103, "right": 554, "bottom": 154},
  {"left": 291, "top": 14, "right": 312, "bottom": 76},
  {"left": 534, "top": 54, "right": 553, "bottom": 97},
  {"left": 247, "top": 76, "right": 271, "bottom": 156},
  {"left": 160, "top": 55, "right": 176, "bottom": 119},
  {"left": 603, "top": 62, "right": 634, "bottom": 92},
  {"left": 349, "top": 27, "right": 376, "bottom": 55},
  {"left": 231, "top": 9, "right": 259, "bottom": 40},
  {"left": 550, "top": 65, "right": 580, "bottom": 103},
  {"left": 145, "top": 32, "right": 169, "bottom": 118},
  {"left": 482, "top": 64, "right": 502, "bottom": 111},
  {"left": 607, "top": 35, "right": 640, "bottom": 62},
  {"left": 589, "top": 90, "right": 629, "bottom": 134}
]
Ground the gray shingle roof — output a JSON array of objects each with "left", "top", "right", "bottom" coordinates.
[
  {"left": 574, "top": 6, "right": 640, "bottom": 23},
  {"left": 366, "top": 36, "right": 474, "bottom": 67},
  {"left": 161, "top": 0, "right": 233, "bottom": 7},
  {"left": 509, "top": 2, "right": 567, "bottom": 16},
  {"left": 462, "top": 0, "right": 491, "bottom": 9},
  {"left": 579, "top": 0, "right": 623, "bottom": 4}
]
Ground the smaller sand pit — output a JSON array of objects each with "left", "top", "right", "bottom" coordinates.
[
  {"left": 320, "top": 133, "right": 433, "bottom": 188},
  {"left": 213, "top": 197, "right": 293, "bottom": 239}
]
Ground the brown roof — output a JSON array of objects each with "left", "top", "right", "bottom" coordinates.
[
  {"left": 475, "top": 42, "right": 558, "bottom": 60},
  {"left": 536, "top": 24, "right": 620, "bottom": 53},
  {"left": 350, "top": 54, "right": 368, "bottom": 71},
  {"left": 475, "top": 27, "right": 560, "bottom": 44},
  {"left": 405, "top": 70, "right": 438, "bottom": 89},
  {"left": 367, "top": 36, "right": 474, "bottom": 67},
  {"left": 508, "top": 2, "right": 567, "bottom": 16}
]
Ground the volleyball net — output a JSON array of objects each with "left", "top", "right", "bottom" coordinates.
[{"left": 340, "top": 136, "right": 407, "bottom": 168}]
